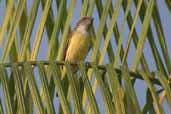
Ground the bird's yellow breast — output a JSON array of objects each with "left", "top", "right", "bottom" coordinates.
[{"left": 65, "top": 31, "right": 91, "bottom": 63}]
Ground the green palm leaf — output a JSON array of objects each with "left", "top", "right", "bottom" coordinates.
[{"left": 0, "top": 0, "right": 171, "bottom": 113}]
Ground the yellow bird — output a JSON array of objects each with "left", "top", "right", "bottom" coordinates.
[
  {"left": 57, "top": 17, "right": 94, "bottom": 100},
  {"left": 61, "top": 16, "right": 94, "bottom": 79}
]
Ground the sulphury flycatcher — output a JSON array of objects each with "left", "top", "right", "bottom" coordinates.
[{"left": 61, "top": 16, "right": 94, "bottom": 79}]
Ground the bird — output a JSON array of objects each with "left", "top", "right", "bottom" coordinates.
[
  {"left": 61, "top": 16, "right": 94, "bottom": 80},
  {"left": 56, "top": 16, "right": 94, "bottom": 100}
]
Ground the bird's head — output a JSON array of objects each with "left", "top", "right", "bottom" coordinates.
[{"left": 75, "top": 16, "right": 94, "bottom": 35}]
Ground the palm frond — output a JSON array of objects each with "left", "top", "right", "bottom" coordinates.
[{"left": 0, "top": 0, "right": 171, "bottom": 113}]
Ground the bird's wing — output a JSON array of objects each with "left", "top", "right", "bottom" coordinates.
[{"left": 63, "top": 31, "right": 73, "bottom": 60}]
